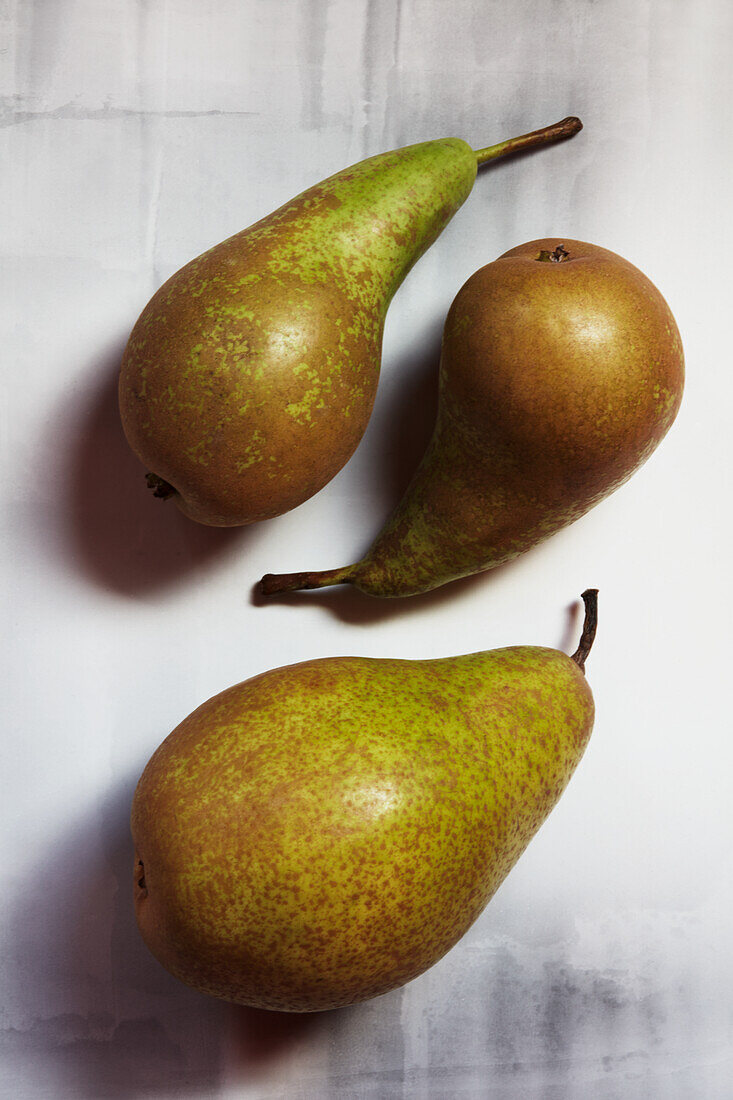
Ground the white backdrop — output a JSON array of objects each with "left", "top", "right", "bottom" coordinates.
[{"left": 1, "top": 2, "right": 731, "bottom": 1097}]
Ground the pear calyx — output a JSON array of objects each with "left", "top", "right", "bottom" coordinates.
[
  {"left": 537, "top": 243, "right": 570, "bottom": 262},
  {"left": 135, "top": 857, "right": 148, "bottom": 901},
  {"left": 145, "top": 473, "right": 176, "bottom": 500},
  {"left": 571, "top": 589, "right": 599, "bottom": 674}
]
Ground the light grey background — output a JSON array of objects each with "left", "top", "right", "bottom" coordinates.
[{"left": 1, "top": 1, "right": 730, "bottom": 1097}]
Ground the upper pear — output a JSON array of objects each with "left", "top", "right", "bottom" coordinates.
[{"left": 119, "top": 121, "right": 582, "bottom": 526}]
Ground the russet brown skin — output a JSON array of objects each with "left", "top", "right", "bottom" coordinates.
[
  {"left": 261, "top": 239, "right": 684, "bottom": 596},
  {"left": 118, "top": 140, "right": 479, "bottom": 526},
  {"left": 131, "top": 592, "right": 597, "bottom": 1012},
  {"left": 118, "top": 120, "right": 583, "bottom": 527}
]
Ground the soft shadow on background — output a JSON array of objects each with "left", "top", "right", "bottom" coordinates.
[
  {"left": 373, "top": 317, "right": 443, "bottom": 511},
  {"left": 61, "top": 315, "right": 453, "bottom": 612},
  {"left": 3, "top": 774, "right": 325, "bottom": 1098},
  {"left": 63, "top": 338, "right": 249, "bottom": 598}
]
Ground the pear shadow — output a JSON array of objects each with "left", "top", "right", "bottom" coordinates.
[
  {"left": 251, "top": 556, "right": 527, "bottom": 628},
  {"left": 558, "top": 599, "right": 582, "bottom": 655},
  {"left": 371, "top": 317, "right": 442, "bottom": 512},
  {"left": 4, "top": 768, "right": 327, "bottom": 1098},
  {"left": 227, "top": 1004, "right": 327, "bottom": 1076},
  {"left": 62, "top": 338, "right": 252, "bottom": 598}
]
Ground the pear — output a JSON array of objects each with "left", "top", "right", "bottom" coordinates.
[
  {"left": 132, "top": 590, "right": 597, "bottom": 1012},
  {"left": 262, "top": 239, "right": 684, "bottom": 597},
  {"left": 119, "top": 120, "right": 582, "bottom": 526}
]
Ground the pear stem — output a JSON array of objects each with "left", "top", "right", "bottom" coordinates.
[
  {"left": 571, "top": 589, "right": 599, "bottom": 673},
  {"left": 260, "top": 566, "right": 357, "bottom": 597},
  {"left": 474, "top": 115, "right": 582, "bottom": 166}
]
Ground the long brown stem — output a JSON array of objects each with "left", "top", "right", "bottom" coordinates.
[
  {"left": 475, "top": 115, "right": 582, "bottom": 166},
  {"left": 260, "top": 566, "right": 357, "bottom": 596},
  {"left": 571, "top": 589, "right": 599, "bottom": 673}
]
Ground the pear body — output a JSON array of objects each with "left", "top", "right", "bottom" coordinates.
[
  {"left": 132, "top": 644, "right": 593, "bottom": 1012},
  {"left": 354, "top": 239, "right": 684, "bottom": 594},
  {"left": 263, "top": 238, "right": 683, "bottom": 596},
  {"left": 119, "top": 140, "right": 477, "bottom": 525}
]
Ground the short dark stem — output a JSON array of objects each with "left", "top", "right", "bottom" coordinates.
[{"left": 571, "top": 589, "right": 599, "bottom": 673}]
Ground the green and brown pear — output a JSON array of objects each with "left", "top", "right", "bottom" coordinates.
[
  {"left": 262, "top": 239, "right": 683, "bottom": 597},
  {"left": 132, "top": 591, "right": 597, "bottom": 1012},
  {"left": 119, "top": 120, "right": 582, "bottom": 526}
]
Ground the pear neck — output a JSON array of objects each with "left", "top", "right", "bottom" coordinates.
[{"left": 272, "top": 140, "right": 478, "bottom": 311}]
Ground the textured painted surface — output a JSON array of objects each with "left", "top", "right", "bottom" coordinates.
[
  {"left": 120, "top": 140, "right": 476, "bottom": 525},
  {"left": 132, "top": 648, "right": 593, "bottom": 1010},
  {"left": 2, "top": 0, "right": 733, "bottom": 1097}
]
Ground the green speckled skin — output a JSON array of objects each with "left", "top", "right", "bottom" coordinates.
[
  {"left": 119, "top": 140, "right": 477, "bottom": 525},
  {"left": 342, "top": 239, "right": 684, "bottom": 595},
  {"left": 132, "top": 645, "right": 593, "bottom": 1012}
]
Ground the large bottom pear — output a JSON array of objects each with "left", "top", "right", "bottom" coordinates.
[{"left": 132, "top": 596, "right": 596, "bottom": 1012}]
